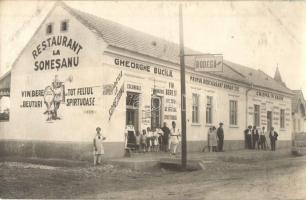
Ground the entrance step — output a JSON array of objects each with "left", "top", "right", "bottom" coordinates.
[
  {"left": 292, "top": 147, "right": 306, "bottom": 156},
  {"left": 159, "top": 158, "right": 211, "bottom": 171},
  {"left": 107, "top": 159, "right": 159, "bottom": 171}
]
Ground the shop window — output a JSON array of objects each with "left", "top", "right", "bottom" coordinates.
[
  {"left": 229, "top": 100, "right": 238, "bottom": 125},
  {"left": 0, "top": 108, "right": 9, "bottom": 121},
  {"left": 46, "top": 23, "right": 53, "bottom": 34},
  {"left": 61, "top": 20, "right": 68, "bottom": 32},
  {"left": 0, "top": 96, "right": 10, "bottom": 121},
  {"left": 280, "top": 109, "right": 285, "bottom": 128},
  {"left": 192, "top": 93, "right": 199, "bottom": 123},
  {"left": 206, "top": 96, "right": 213, "bottom": 124},
  {"left": 254, "top": 104, "right": 260, "bottom": 127}
]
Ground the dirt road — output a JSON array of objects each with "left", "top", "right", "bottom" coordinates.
[{"left": 1, "top": 156, "right": 306, "bottom": 199}]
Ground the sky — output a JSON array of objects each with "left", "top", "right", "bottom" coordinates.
[{"left": 0, "top": 1, "right": 306, "bottom": 94}]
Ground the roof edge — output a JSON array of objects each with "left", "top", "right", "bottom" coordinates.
[
  {"left": 10, "top": 2, "right": 60, "bottom": 71},
  {"left": 105, "top": 46, "right": 253, "bottom": 88},
  {"left": 0, "top": 70, "right": 11, "bottom": 82},
  {"left": 60, "top": 2, "right": 106, "bottom": 40}
]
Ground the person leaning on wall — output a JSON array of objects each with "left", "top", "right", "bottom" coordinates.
[{"left": 93, "top": 127, "right": 106, "bottom": 166}]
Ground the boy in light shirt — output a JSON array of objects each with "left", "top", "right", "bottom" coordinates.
[
  {"left": 146, "top": 127, "right": 152, "bottom": 152},
  {"left": 170, "top": 121, "right": 181, "bottom": 155}
]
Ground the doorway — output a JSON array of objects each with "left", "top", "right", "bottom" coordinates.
[
  {"left": 151, "top": 96, "right": 162, "bottom": 130},
  {"left": 126, "top": 92, "right": 140, "bottom": 131},
  {"left": 267, "top": 111, "right": 272, "bottom": 131}
]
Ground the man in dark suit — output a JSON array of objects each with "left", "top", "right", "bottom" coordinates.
[
  {"left": 252, "top": 126, "right": 259, "bottom": 149},
  {"left": 269, "top": 127, "right": 278, "bottom": 151},
  {"left": 161, "top": 122, "right": 170, "bottom": 152},
  {"left": 244, "top": 125, "right": 252, "bottom": 149},
  {"left": 217, "top": 122, "right": 224, "bottom": 152}
]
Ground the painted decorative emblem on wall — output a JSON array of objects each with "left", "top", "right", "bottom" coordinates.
[{"left": 43, "top": 75, "right": 65, "bottom": 121}]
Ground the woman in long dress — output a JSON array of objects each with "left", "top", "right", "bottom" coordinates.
[
  {"left": 211, "top": 126, "right": 218, "bottom": 152},
  {"left": 93, "top": 127, "right": 106, "bottom": 165},
  {"left": 208, "top": 126, "right": 217, "bottom": 152}
]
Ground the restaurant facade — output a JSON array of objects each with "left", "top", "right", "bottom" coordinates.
[{"left": 0, "top": 2, "right": 293, "bottom": 159}]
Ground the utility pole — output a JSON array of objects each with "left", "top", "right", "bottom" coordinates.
[{"left": 179, "top": 4, "right": 187, "bottom": 170}]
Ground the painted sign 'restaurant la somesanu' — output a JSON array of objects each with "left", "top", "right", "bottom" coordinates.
[{"left": 32, "top": 36, "right": 83, "bottom": 71}]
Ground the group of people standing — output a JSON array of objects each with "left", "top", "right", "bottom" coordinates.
[
  {"left": 125, "top": 121, "right": 181, "bottom": 156},
  {"left": 92, "top": 121, "right": 280, "bottom": 166},
  {"left": 244, "top": 126, "right": 279, "bottom": 151},
  {"left": 207, "top": 122, "right": 224, "bottom": 152}
]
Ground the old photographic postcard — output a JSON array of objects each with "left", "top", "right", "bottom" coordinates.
[{"left": 0, "top": 1, "right": 306, "bottom": 199}]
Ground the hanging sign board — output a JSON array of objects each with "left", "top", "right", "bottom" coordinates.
[{"left": 194, "top": 54, "right": 223, "bottom": 72}]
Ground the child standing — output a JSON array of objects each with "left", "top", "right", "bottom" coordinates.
[
  {"left": 146, "top": 127, "right": 152, "bottom": 152},
  {"left": 93, "top": 127, "right": 106, "bottom": 166},
  {"left": 141, "top": 129, "right": 147, "bottom": 153},
  {"left": 152, "top": 129, "right": 159, "bottom": 152},
  {"left": 135, "top": 131, "right": 141, "bottom": 152}
]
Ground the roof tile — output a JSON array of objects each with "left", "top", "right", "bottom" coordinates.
[{"left": 62, "top": 3, "right": 292, "bottom": 95}]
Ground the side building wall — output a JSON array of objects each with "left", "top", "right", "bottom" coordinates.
[
  {"left": 247, "top": 89, "right": 292, "bottom": 148},
  {"left": 0, "top": 6, "right": 126, "bottom": 160}
]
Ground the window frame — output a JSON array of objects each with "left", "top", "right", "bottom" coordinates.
[
  {"left": 293, "top": 118, "right": 296, "bottom": 132},
  {"left": 280, "top": 109, "right": 285, "bottom": 128},
  {"left": 60, "top": 20, "right": 69, "bottom": 32},
  {"left": 46, "top": 23, "right": 53, "bottom": 35},
  {"left": 254, "top": 104, "right": 260, "bottom": 127},
  {"left": 229, "top": 100, "right": 238, "bottom": 126},
  {"left": 206, "top": 96, "right": 213, "bottom": 124},
  {"left": 192, "top": 93, "right": 200, "bottom": 124}
]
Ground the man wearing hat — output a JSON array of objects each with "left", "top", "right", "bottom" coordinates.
[
  {"left": 269, "top": 127, "right": 278, "bottom": 151},
  {"left": 244, "top": 125, "right": 252, "bottom": 149},
  {"left": 93, "top": 127, "right": 106, "bottom": 166},
  {"left": 217, "top": 122, "right": 224, "bottom": 152},
  {"left": 252, "top": 126, "right": 259, "bottom": 149}
]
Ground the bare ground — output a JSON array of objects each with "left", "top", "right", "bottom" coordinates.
[{"left": 1, "top": 155, "right": 306, "bottom": 199}]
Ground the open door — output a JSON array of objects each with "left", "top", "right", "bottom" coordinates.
[{"left": 267, "top": 111, "right": 272, "bottom": 132}]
